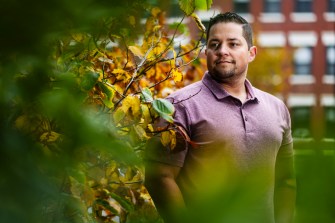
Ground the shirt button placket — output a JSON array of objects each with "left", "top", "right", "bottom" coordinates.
[{"left": 241, "top": 105, "right": 250, "bottom": 132}]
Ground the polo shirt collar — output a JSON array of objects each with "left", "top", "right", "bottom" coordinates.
[{"left": 202, "top": 71, "right": 259, "bottom": 102}]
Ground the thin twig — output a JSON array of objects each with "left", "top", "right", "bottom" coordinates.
[
  {"left": 103, "top": 81, "right": 126, "bottom": 98},
  {"left": 172, "top": 88, "right": 202, "bottom": 104}
]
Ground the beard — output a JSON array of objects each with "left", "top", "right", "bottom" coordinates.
[{"left": 210, "top": 63, "right": 237, "bottom": 83}]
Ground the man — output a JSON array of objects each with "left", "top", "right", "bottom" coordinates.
[{"left": 145, "top": 12, "right": 296, "bottom": 223}]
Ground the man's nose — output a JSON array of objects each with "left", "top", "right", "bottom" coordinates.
[{"left": 217, "top": 44, "right": 229, "bottom": 55}]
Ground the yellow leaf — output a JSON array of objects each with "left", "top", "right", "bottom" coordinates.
[
  {"left": 117, "top": 127, "right": 130, "bottom": 136},
  {"left": 128, "top": 16, "right": 136, "bottom": 27},
  {"left": 69, "top": 176, "right": 83, "bottom": 198},
  {"left": 40, "top": 119, "right": 50, "bottom": 131},
  {"left": 112, "top": 68, "right": 131, "bottom": 82},
  {"left": 106, "top": 168, "right": 115, "bottom": 179},
  {"left": 111, "top": 172, "right": 120, "bottom": 184},
  {"left": 122, "top": 95, "right": 141, "bottom": 118},
  {"left": 111, "top": 84, "right": 124, "bottom": 97},
  {"left": 147, "top": 124, "right": 154, "bottom": 133},
  {"left": 40, "top": 131, "right": 61, "bottom": 143},
  {"left": 14, "top": 115, "right": 27, "bottom": 130},
  {"left": 160, "top": 130, "right": 176, "bottom": 150},
  {"left": 100, "top": 177, "right": 108, "bottom": 186},
  {"left": 151, "top": 7, "right": 161, "bottom": 17},
  {"left": 112, "top": 68, "right": 127, "bottom": 75},
  {"left": 119, "top": 166, "right": 133, "bottom": 183},
  {"left": 161, "top": 131, "right": 170, "bottom": 147},
  {"left": 145, "top": 68, "right": 155, "bottom": 78},
  {"left": 191, "top": 13, "right": 206, "bottom": 33},
  {"left": 153, "top": 42, "right": 165, "bottom": 56},
  {"left": 88, "top": 180, "right": 97, "bottom": 188},
  {"left": 129, "top": 45, "right": 144, "bottom": 58},
  {"left": 170, "top": 130, "right": 176, "bottom": 150},
  {"left": 133, "top": 125, "right": 149, "bottom": 141},
  {"left": 141, "top": 104, "right": 152, "bottom": 127},
  {"left": 148, "top": 42, "right": 166, "bottom": 59},
  {"left": 131, "top": 170, "right": 143, "bottom": 182},
  {"left": 140, "top": 186, "right": 153, "bottom": 203},
  {"left": 153, "top": 25, "right": 161, "bottom": 32},
  {"left": 72, "top": 33, "right": 85, "bottom": 42},
  {"left": 98, "top": 71, "right": 104, "bottom": 81},
  {"left": 113, "top": 108, "right": 126, "bottom": 124},
  {"left": 170, "top": 49, "right": 177, "bottom": 68},
  {"left": 171, "top": 68, "right": 183, "bottom": 82}
]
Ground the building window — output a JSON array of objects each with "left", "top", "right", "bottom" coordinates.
[
  {"left": 324, "top": 107, "right": 335, "bottom": 139},
  {"left": 326, "top": 46, "right": 335, "bottom": 75},
  {"left": 263, "top": 0, "right": 281, "bottom": 13},
  {"left": 294, "top": 47, "right": 312, "bottom": 75},
  {"left": 234, "top": 0, "right": 250, "bottom": 13},
  {"left": 292, "top": 107, "right": 312, "bottom": 138},
  {"left": 328, "top": 0, "right": 335, "bottom": 12},
  {"left": 294, "top": 0, "right": 313, "bottom": 12}
]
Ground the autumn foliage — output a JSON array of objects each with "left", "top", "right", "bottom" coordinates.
[{"left": 1, "top": 0, "right": 210, "bottom": 222}]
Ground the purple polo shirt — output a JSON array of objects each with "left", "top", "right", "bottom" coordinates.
[{"left": 146, "top": 72, "right": 293, "bottom": 222}]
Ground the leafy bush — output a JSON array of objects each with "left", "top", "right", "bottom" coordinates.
[{"left": 0, "top": 0, "right": 210, "bottom": 222}]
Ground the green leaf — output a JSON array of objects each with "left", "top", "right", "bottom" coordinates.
[
  {"left": 168, "top": 22, "right": 187, "bottom": 34},
  {"left": 179, "top": 0, "right": 212, "bottom": 15},
  {"left": 110, "top": 192, "right": 134, "bottom": 212},
  {"left": 153, "top": 99, "right": 174, "bottom": 115},
  {"left": 140, "top": 88, "right": 153, "bottom": 103},
  {"left": 102, "top": 98, "right": 114, "bottom": 109},
  {"left": 152, "top": 98, "right": 175, "bottom": 123},
  {"left": 195, "top": 0, "right": 212, "bottom": 10},
  {"left": 160, "top": 113, "right": 174, "bottom": 123},
  {"left": 98, "top": 82, "right": 114, "bottom": 100},
  {"left": 81, "top": 71, "right": 99, "bottom": 91},
  {"left": 179, "top": 0, "right": 195, "bottom": 16},
  {"left": 94, "top": 199, "right": 119, "bottom": 215}
]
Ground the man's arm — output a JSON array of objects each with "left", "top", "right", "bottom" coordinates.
[
  {"left": 145, "top": 161, "right": 185, "bottom": 223},
  {"left": 274, "top": 143, "right": 296, "bottom": 223}
]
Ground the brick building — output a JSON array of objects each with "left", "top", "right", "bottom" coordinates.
[{"left": 167, "top": 0, "right": 335, "bottom": 141}]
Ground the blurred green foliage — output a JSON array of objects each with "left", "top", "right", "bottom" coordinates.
[
  {"left": 294, "top": 141, "right": 335, "bottom": 223},
  {"left": 0, "top": 1, "right": 151, "bottom": 222},
  {"left": 0, "top": 0, "right": 210, "bottom": 222}
]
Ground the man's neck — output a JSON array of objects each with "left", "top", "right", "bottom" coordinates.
[{"left": 221, "top": 78, "right": 248, "bottom": 103}]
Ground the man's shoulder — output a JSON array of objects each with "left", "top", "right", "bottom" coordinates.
[
  {"left": 253, "top": 87, "right": 284, "bottom": 105},
  {"left": 253, "top": 87, "right": 289, "bottom": 115}
]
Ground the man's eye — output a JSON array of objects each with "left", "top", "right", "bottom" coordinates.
[
  {"left": 210, "top": 43, "right": 219, "bottom": 49},
  {"left": 231, "top": 43, "right": 239, "bottom": 47}
]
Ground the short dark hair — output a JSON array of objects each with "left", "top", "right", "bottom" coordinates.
[{"left": 206, "top": 12, "right": 253, "bottom": 49}]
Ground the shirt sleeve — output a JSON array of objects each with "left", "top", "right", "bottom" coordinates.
[{"left": 278, "top": 104, "right": 294, "bottom": 159}]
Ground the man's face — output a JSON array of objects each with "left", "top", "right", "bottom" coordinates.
[{"left": 205, "top": 22, "right": 256, "bottom": 83}]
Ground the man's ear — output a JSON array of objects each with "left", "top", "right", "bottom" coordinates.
[
  {"left": 248, "top": 46, "right": 257, "bottom": 62},
  {"left": 205, "top": 48, "right": 208, "bottom": 56}
]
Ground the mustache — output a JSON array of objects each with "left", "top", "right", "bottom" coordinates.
[{"left": 215, "top": 59, "right": 236, "bottom": 64}]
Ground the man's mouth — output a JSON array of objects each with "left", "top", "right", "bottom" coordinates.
[{"left": 215, "top": 60, "right": 234, "bottom": 65}]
